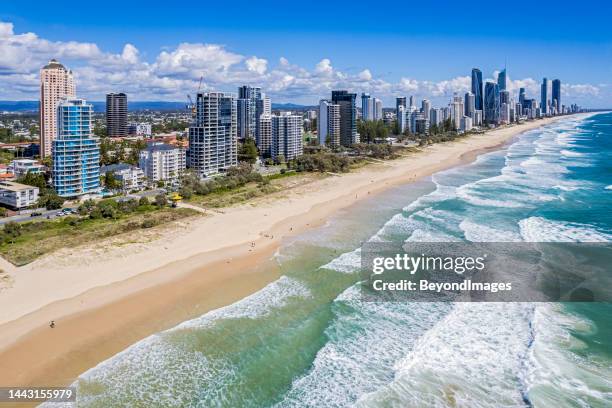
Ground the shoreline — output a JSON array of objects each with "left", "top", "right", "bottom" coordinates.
[{"left": 0, "top": 115, "right": 581, "bottom": 388}]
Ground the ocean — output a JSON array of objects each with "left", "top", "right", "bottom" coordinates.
[{"left": 47, "top": 112, "right": 612, "bottom": 407}]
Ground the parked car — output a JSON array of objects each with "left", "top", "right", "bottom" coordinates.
[{"left": 30, "top": 211, "right": 43, "bottom": 217}]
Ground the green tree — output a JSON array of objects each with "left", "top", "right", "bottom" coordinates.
[
  {"left": 154, "top": 193, "right": 168, "bottom": 207},
  {"left": 239, "top": 138, "right": 259, "bottom": 164},
  {"left": 3, "top": 221, "right": 22, "bottom": 243},
  {"left": 104, "top": 171, "right": 121, "bottom": 191},
  {"left": 39, "top": 192, "right": 64, "bottom": 210},
  {"left": 17, "top": 173, "right": 47, "bottom": 190}
]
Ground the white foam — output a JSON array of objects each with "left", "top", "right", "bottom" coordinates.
[
  {"left": 320, "top": 248, "right": 362, "bottom": 274},
  {"left": 525, "top": 304, "right": 612, "bottom": 406},
  {"left": 560, "top": 149, "right": 584, "bottom": 158},
  {"left": 459, "top": 219, "right": 522, "bottom": 242},
  {"left": 44, "top": 276, "right": 312, "bottom": 407},
  {"left": 275, "top": 285, "right": 452, "bottom": 408},
  {"left": 356, "top": 303, "right": 536, "bottom": 407},
  {"left": 177, "top": 275, "right": 311, "bottom": 328},
  {"left": 519, "top": 217, "right": 612, "bottom": 242}
]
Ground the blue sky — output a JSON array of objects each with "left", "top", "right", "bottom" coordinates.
[{"left": 1, "top": 1, "right": 611, "bottom": 106}]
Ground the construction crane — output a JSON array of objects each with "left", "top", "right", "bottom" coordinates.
[
  {"left": 186, "top": 94, "right": 195, "bottom": 117},
  {"left": 186, "top": 75, "right": 204, "bottom": 118}
]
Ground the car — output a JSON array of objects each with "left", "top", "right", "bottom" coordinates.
[{"left": 30, "top": 211, "right": 43, "bottom": 217}]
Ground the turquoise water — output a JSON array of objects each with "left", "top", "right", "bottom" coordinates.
[{"left": 49, "top": 113, "right": 612, "bottom": 407}]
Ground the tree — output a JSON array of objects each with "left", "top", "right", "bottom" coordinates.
[
  {"left": 3, "top": 221, "right": 22, "bottom": 243},
  {"left": 39, "top": 192, "right": 64, "bottom": 210},
  {"left": 154, "top": 193, "right": 168, "bottom": 207},
  {"left": 239, "top": 138, "right": 259, "bottom": 164},
  {"left": 138, "top": 196, "right": 150, "bottom": 207},
  {"left": 17, "top": 173, "right": 47, "bottom": 190},
  {"left": 104, "top": 172, "right": 121, "bottom": 191}
]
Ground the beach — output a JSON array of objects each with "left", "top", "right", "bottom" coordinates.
[{"left": 0, "top": 116, "right": 574, "bottom": 389}]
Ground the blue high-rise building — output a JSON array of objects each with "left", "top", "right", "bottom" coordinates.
[
  {"left": 361, "top": 93, "right": 373, "bottom": 121},
  {"left": 52, "top": 98, "right": 100, "bottom": 197},
  {"left": 497, "top": 68, "right": 507, "bottom": 91},
  {"left": 484, "top": 82, "right": 500, "bottom": 125},
  {"left": 552, "top": 79, "right": 561, "bottom": 113},
  {"left": 541, "top": 78, "right": 549, "bottom": 114},
  {"left": 471, "top": 68, "right": 484, "bottom": 111}
]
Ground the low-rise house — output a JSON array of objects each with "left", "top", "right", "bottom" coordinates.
[
  {"left": 0, "top": 181, "right": 39, "bottom": 209},
  {"left": 9, "top": 159, "right": 45, "bottom": 178},
  {"left": 100, "top": 163, "right": 145, "bottom": 192}
]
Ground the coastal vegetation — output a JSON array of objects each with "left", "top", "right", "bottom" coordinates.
[{"left": 0, "top": 198, "right": 199, "bottom": 265}]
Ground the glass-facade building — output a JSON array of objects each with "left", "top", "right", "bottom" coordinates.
[
  {"left": 52, "top": 98, "right": 100, "bottom": 197},
  {"left": 471, "top": 68, "right": 484, "bottom": 111},
  {"left": 552, "top": 79, "right": 561, "bottom": 112},
  {"left": 484, "top": 82, "right": 500, "bottom": 125},
  {"left": 331, "top": 90, "right": 358, "bottom": 147}
]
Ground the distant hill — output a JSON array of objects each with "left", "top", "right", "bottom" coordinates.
[{"left": 0, "top": 100, "right": 313, "bottom": 113}]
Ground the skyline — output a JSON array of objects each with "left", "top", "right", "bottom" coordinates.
[{"left": 1, "top": 2, "right": 611, "bottom": 107}]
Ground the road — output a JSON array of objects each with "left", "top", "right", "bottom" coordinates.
[{"left": 0, "top": 188, "right": 168, "bottom": 225}]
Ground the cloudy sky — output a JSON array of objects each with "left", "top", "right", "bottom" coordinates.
[{"left": 1, "top": 1, "right": 611, "bottom": 107}]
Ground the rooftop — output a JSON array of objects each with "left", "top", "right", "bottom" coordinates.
[
  {"left": 100, "top": 163, "right": 136, "bottom": 173},
  {"left": 0, "top": 181, "right": 38, "bottom": 192},
  {"left": 42, "top": 59, "right": 67, "bottom": 70}
]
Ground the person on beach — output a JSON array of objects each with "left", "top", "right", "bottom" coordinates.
[{"left": 49, "top": 320, "right": 55, "bottom": 328}]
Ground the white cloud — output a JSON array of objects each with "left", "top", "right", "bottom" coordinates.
[
  {"left": 0, "top": 20, "right": 606, "bottom": 105},
  {"left": 245, "top": 56, "right": 267, "bottom": 75},
  {"left": 315, "top": 58, "right": 333, "bottom": 75},
  {"left": 358, "top": 69, "right": 372, "bottom": 81},
  {"left": 121, "top": 44, "right": 140, "bottom": 64}
]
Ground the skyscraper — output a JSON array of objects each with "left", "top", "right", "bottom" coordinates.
[
  {"left": 271, "top": 113, "right": 303, "bottom": 161},
  {"left": 497, "top": 68, "right": 507, "bottom": 91},
  {"left": 464, "top": 92, "right": 475, "bottom": 118},
  {"left": 318, "top": 100, "right": 341, "bottom": 148},
  {"left": 471, "top": 68, "right": 484, "bottom": 111},
  {"left": 421, "top": 99, "right": 431, "bottom": 121},
  {"left": 409, "top": 95, "right": 416, "bottom": 109},
  {"left": 541, "top": 78, "right": 549, "bottom": 114},
  {"left": 451, "top": 95, "right": 463, "bottom": 130},
  {"left": 257, "top": 114, "right": 272, "bottom": 158},
  {"left": 331, "top": 90, "right": 358, "bottom": 147},
  {"left": 500, "top": 90, "right": 510, "bottom": 105},
  {"left": 188, "top": 92, "right": 238, "bottom": 177},
  {"left": 255, "top": 95, "right": 271, "bottom": 150},
  {"left": 361, "top": 93, "right": 373, "bottom": 121},
  {"left": 52, "top": 99, "right": 100, "bottom": 197},
  {"left": 484, "top": 82, "right": 500, "bottom": 125},
  {"left": 374, "top": 98, "right": 383, "bottom": 121},
  {"left": 396, "top": 97, "right": 406, "bottom": 120},
  {"left": 519, "top": 88, "right": 526, "bottom": 107},
  {"left": 40, "top": 59, "right": 76, "bottom": 158},
  {"left": 106, "top": 93, "right": 128, "bottom": 137},
  {"left": 237, "top": 85, "right": 262, "bottom": 140},
  {"left": 552, "top": 79, "right": 561, "bottom": 113}
]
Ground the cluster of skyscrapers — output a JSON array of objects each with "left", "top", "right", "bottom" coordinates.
[
  {"left": 391, "top": 67, "right": 577, "bottom": 137},
  {"left": 187, "top": 85, "right": 303, "bottom": 177}
]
